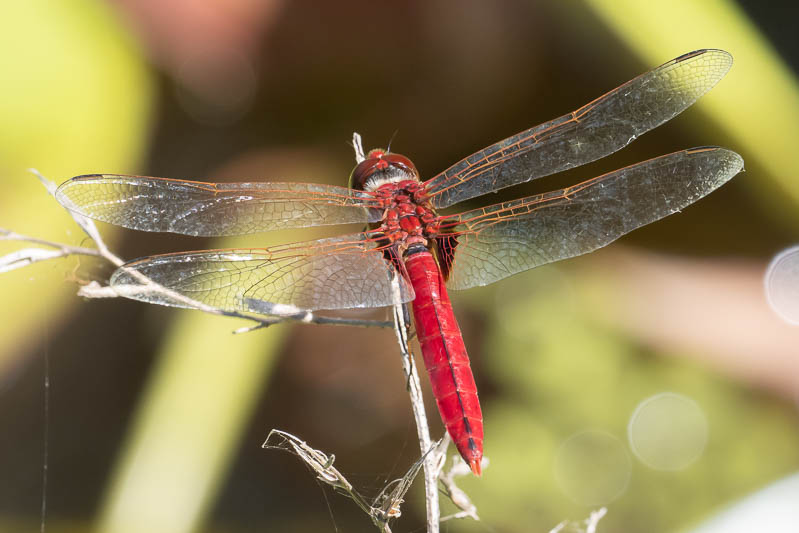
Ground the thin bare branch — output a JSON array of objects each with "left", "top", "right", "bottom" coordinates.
[
  {"left": 0, "top": 228, "right": 104, "bottom": 273},
  {"left": 0, "top": 247, "right": 68, "bottom": 273},
  {"left": 352, "top": 132, "right": 366, "bottom": 163},
  {"left": 369, "top": 451, "right": 426, "bottom": 525},
  {"left": 29, "top": 168, "right": 123, "bottom": 266},
  {"left": 75, "top": 281, "right": 120, "bottom": 299},
  {"left": 389, "top": 274, "right": 441, "bottom": 532},
  {"left": 8, "top": 248, "right": 391, "bottom": 329},
  {"left": 231, "top": 315, "right": 393, "bottom": 333},
  {"left": 77, "top": 276, "right": 392, "bottom": 331},
  {"left": 548, "top": 508, "right": 608, "bottom": 533},
  {"left": 585, "top": 508, "right": 607, "bottom": 533},
  {"left": 1, "top": 229, "right": 103, "bottom": 257},
  {"left": 439, "top": 450, "right": 481, "bottom": 522},
  {"left": 263, "top": 429, "right": 425, "bottom": 532}
]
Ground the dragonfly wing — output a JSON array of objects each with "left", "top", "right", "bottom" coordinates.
[
  {"left": 424, "top": 49, "right": 732, "bottom": 208},
  {"left": 56, "top": 175, "right": 382, "bottom": 236},
  {"left": 439, "top": 147, "right": 743, "bottom": 290},
  {"left": 109, "top": 233, "right": 415, "bottom": 313}
]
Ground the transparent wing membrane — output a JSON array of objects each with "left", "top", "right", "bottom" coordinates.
[
  {"left": 110, "top": 234, "right": 414, "bottom": 313},
  {"left": 56, "top": 175, "right": 382, "bottom": 236},
  {"left": 423, "top": 49, "right": 732, "bottom": 208},
  {"left": 440, "top": 147, "right": 743, "bottom": 290},
  {"left": 56, "top": 50, "right": 741, "bottom": 314}
]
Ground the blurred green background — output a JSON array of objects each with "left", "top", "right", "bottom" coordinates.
[{"left": 1, "top": 1, "right": 799, "bottom": 532}]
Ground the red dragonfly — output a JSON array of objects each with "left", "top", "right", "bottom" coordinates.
[{"left": 56, "top": 49, "right": 742, "bottom": 475}]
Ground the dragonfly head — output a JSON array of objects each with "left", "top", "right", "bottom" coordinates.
[{"left": 349, "top": 149, "right": 420, "bottom": 191}]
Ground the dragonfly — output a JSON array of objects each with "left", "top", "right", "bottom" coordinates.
[{"left": 56, "top": 49, "right": 743, "bottom": 476}]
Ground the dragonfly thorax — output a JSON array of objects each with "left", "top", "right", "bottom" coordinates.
[{"left": 373, "top": 179, "right": 440, "bottom": 251}]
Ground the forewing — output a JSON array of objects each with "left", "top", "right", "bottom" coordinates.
[
  {"left": 424, "top": 49, "right": 732, "bottom": 208},
  {"left": 109, "top": 233, "right": 415, "bottom": 313},
  {"left": 56, "top": 175, "right": 382, "bottom": 236},
  {"left": 440, "top": 147, "right": 743, "bottom": 290}
]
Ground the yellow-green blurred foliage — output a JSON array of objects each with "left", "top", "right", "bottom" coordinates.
[{"left": 0, "top": 0, "right": 152, "bottom": 368}]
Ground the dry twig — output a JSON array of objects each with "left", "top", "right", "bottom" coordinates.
[
  {"left": 548, "top": 507, "right": 608, "bottom": 533},
  {"left": 389, "top": 273, "right": 442, "bottom": 532},
  {"left": 439, "top": 443, "right": 481, "bottom": 522},
  {"left": 263, "top": 430, "right": 426, "bottom": 532}
]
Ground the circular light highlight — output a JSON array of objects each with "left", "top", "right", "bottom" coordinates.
[
  {"left": 765, "top": 246, "right": 799, "bottom": 325},
  {"left": 174, "top": 47, "right": 257, "bottom": 126},
  {"left": 627, "top": 392, "right": 708, "bottom": 471}
]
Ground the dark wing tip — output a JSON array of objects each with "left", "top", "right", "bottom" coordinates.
[{"left": 673, "top": 48, "right": 731, "bottom": 62}]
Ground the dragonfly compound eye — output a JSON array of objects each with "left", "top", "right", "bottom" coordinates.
[{"left": 349, "top": 151, "right": 419, "bottom": 191}]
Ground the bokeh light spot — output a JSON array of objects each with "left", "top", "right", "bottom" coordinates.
[
  {"left": 627, "top": 392, "right": 708, "bottom": 471},
  {"left": 174, "top": 46, "right": 257, "bottom": 126},
  {"left": 764, "top": 245, "right": 799, "bottom": 325},
  {"left": 554, "top": 430, "right": 631, "bottom": 506}
]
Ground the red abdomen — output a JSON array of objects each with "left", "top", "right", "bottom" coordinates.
[{"left": 404, "top": 249, "right": 483, "bottom": 475}]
